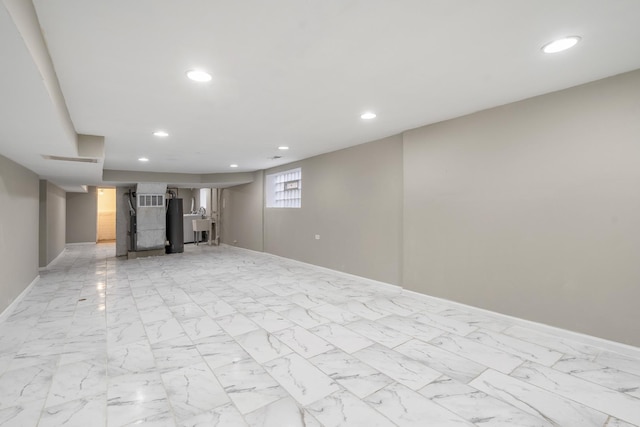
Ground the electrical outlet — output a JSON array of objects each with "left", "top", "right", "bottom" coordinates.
[{"left": 315, "top": 234, "right": 320, "bottom": 240}]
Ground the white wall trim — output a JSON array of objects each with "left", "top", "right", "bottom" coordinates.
[
  {"left": 221, "top": 244, "right": 402, "bottom": 295},
  {"left": 221, "top": 243, "right": 639, "bottom": 357},
  {"left": 0, "top": 275, "right": 40, "bottom": 323},
  {"left": 39, "top": 247, "right": 66, "bottom": 271},
  {"left": 65, "top": 242, "right": 97, "bottom": 246},
  {"left": 402, "top": 289, "right": 640, "bottom": 358}
]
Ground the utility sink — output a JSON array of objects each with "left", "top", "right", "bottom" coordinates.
[{"left": 192, "top": 218, "right": 213, "bottom": 245}]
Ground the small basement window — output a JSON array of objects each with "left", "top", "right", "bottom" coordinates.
[
  {"left": 266, "top": 167, "right": 302, "bottom": 208},
  {"left": 138, "top": 193, "right": 165, "bottom": 207}
]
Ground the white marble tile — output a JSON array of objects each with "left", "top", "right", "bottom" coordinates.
[
  {"left": 228, "top": 297, "right": 268, "bottom": 314},
  {"left": 159, "top": 289, "right": 193, "bottom": 307},
  {"left": 235, "top": 329, "right": 293, "bottom": 363},
  {"left": 144, "top": 317, "right": 186, "bottom": 344},
  {"left": 107, "top": 371, "right": 168, "bottom": 419},
  {"left": 430, "top": 334, "right": 524, "bottom": 374},
  {"left": 338, "top": 300, "right": 392, "bottom": 320},
  {"left": 0, "top": 362, "right": 55, "bottom": 407},
  {"left": 376, "top": 315, "right": 444, "bottom": 343},
  {"left": 179, "top": 315, "right": 224, "bottom": 341},
  {"left": 181, "top": 402, "right": 247, "bottom": 427},
  {"left": 0, "top": 399, "right": 45, "bottom": 427},
  {"left": 596, "top": 350, "right": 640, "bottom": 377},
  {"left": 309, "top": 348, "right": 393, "bottom": 398},
  {"left": 605, "top": 417, "right": 639, "bottom": 427},
  {"left": 419, "top": 376, "right": 552, "bottom": 427},
  {"left": 410, "top": 311, "right": 477, "bottom": 336},
  {"left": 199, "top": 300, "right": 237, "bottom": 319},
  {"left": 309, "top": 304, "right": 363, "bottom": 324},
  {"left": 287, "top": 293, "right": 325, "bottom": 309},
  {"left": 466, "top": 329, "right": 564, "bottom": 367},
  {"left": 307, "top": 389, "right": 396, "bottom": 427},
  {"left": 272, "top": 326, "right": 334, "bottom": 358},
  {"left": 365, "top": 382, "right": 474, "bottom": 426},
  {"left": 213, "top": 359, "right": 287, "bottom": 414},
  {"left": 245, "top": 310, "right": 295, "bottom": 333},
  {"left": 40, "top": 394, "right": 107, "bottom": 427},
  {"left": 162, "top": 363, "right": 229, "bottom": 421},
  {"left": 139, "top": 304, "right": 174, "bottom": 325},
  {"left": 353, "top": 344, "right": 442, "bottom": 390},
  {"left": 345, "top": 319, "right": 412, "bottom": 348},
  {"left": 151, "top": 336, "right": 203, "bottom": 373},
  {"left": 437, "top": 308, "right": 511, "bottom": 333},
  {"left": 263, "top": 353, "right": 339, "bottom": 406},
  {"left": 244, "top": 397, "right": 321, "bottom": 427},
  {"left": 9, "top": 242, "right": 640, "bottom": 426},
  {"left": 256, "top": 296, "right": 297, "bottom": 313},
  {"left": 197, "top": 334, "right": 252, "bottom": 369},
  {"left": 215, "top": 313, "right": 259, "bottom": 337},
  {"left": 394, "top": 339, "right": 487, "bottom": 383},
  {"left": 470, "top": 369, "right": 609, "bottom": 426},
  {"left": 169, "top": 302, "right": 207, "bottom": 320},
  {"left": 391, "top": 294, "right": 449, "bottom": 313},
  {"left": 46, "top": 358, "right": 107, "bottom": 407},
  {"left": 511, "top": 362, "right": 640, "bottom": 425},
  {"left": 504, "top": 326, "right": 601, "bottom": 359},
  {"left": 107, "top": 395, "right": 174, "bottom": 426},
  {"left": 106, "top": 319, "right": 148, "bottom": 346},
  {"left": 553, "top": 356, "right": 640, "bottom": 399},
  {"left": 363, "top": 297, "right": 418, "bottom": 316},
  {"left": 309, "top": 323, "right": 374, "bottom": 354},
  {"left": 280, "top": 306, "right": 330, "bottom": 329},
  {"left": 108, "top": 340, "right": 156, "bottom": 376}
]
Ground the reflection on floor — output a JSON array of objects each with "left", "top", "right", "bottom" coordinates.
[{"left": 1, "top": 243, "right": 639, "bottom": 426}]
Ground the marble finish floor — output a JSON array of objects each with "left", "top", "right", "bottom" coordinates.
[{"left": 1, "top": 243, "right": 639, "bottom": 426}]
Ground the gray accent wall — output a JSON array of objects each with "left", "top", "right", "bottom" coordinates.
[
  {"left": 66, "top": 186, "right": 97, "bottom": 244},
  {"left": 403, "top": 70, "right": 640, "bottom": 346},
  {"left": 263, "top": 136, "right": 404, "bottom": 285},
  {"left": 0, "top": 155, "right": 39, "bottom": 312},
  {"left": 39, "top": 180, "right": 66, "bottom": 267},
  {"left": 221, "top": 171, "right": 264, "bottom": 252}
]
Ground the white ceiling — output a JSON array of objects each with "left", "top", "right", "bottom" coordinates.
[{"left": 2, "top": 0, "right": 640, "bottom": 189}]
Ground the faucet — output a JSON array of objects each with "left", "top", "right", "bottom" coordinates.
[{"left": 198, "top": 206, "right": 206, "bottom": 218}]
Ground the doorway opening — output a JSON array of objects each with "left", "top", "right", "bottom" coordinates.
[{"left": 97, "top": 188, "right": 116, "bottom": 242}]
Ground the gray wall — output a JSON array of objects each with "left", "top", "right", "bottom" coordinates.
[
  {"left": 66, "top": 186, "right": 97, "bottom": 243},
  {"left": 39, "top": 180, "right": 66, "bottom": 267},
  {"left": 221, "top": 171, "right": 264, "bottom": 252},
  {"left": 403, "top": 69, "right": 640, "bottom": 346},
  {"left": 0, "top": 155, "right": 39, "bottom": 312},
  {"left": 115, "top": 186, "right": 134, "bottom": 257},
  {"left": 263, "top": 136, "right": 404, "bottom": 285}
]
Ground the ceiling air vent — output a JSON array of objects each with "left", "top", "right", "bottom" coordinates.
[{"left": 42, "top": 155, "right": 99, "bottom": 163}]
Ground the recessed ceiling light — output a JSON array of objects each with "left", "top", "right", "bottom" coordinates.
[
  {"left": 361, "top": 112, "right": 377, "bottom": 120},
  {"left": 278, "top": 146, "right": 289, "bottom": 150},
  {"left": 138, "top": 157, "right": 149, "bottom": 162},
  {"left": 230, "top": 164, "right": 238, "bottom": 168},
  {"left": 542, "top": 36, "right": 581, "bottom": 54},
  {"left": 153, "top": 130, "right": 169, "bottom": 137},
  {"left": 186, "top": 69, "right": 212, "bottom": 82}
]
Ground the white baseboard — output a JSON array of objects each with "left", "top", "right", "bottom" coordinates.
[
  {"left": 39, "top": 247, "right": 67, "bottom": 271},
  {"left": 402, "top": 289, "right": 640, "bottom": 358},
  {"left": 0, "top": 275, "right": 40, "bottom": 323},
  {"left": 65, "top": 242, "right": 97, "bottom": 246},
  {"left": 220, "top": 244, "right": 403, "bottom": 294},
  {"left": 222, "top": 244, "right": 640, "bottom": 357}
]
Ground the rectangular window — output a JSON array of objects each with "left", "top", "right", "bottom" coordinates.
[
  {"left": 266, "top": 168, "right": 302, "bottom": 208},
  {"left": 138, "top": 193, "right": 165, "bottom": 207}
]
